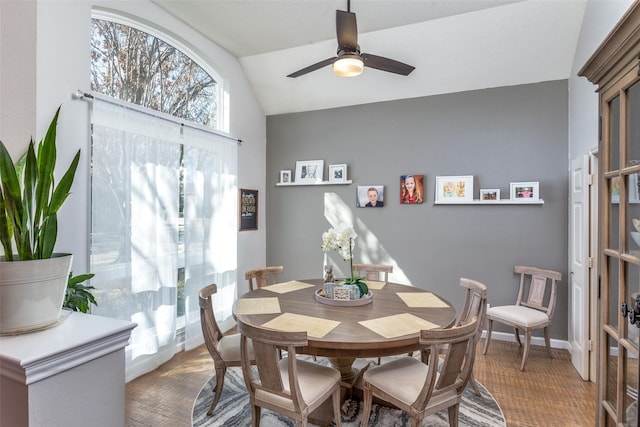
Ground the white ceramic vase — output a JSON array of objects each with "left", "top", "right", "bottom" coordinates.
[{"left": 0, "top": 254, "right": 72, "bottom": 334}]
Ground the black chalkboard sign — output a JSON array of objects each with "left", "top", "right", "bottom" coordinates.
[{"left": 239, "top": 189, "right": 258, "bottom": 231}]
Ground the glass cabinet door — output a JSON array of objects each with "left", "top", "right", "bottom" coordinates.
[{"left": 601, "top": 74, "right": 640, "bottom": 427}]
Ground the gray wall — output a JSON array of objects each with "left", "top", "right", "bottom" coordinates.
[{"left": 266, "top": 80, "right": 569, "bottom": 340}]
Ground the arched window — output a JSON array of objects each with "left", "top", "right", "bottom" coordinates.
[{"left": 91, "top": 15, "right": 220, "bottom": 128}]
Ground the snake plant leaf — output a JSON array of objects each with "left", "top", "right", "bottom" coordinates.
[
  {"left": 34, "top": 108, "right": 59, "bottom": 229},
  {"left": 0, "top": 190, "right": 12, "bottom": 260},
  {"left": 39, "top": 214, "right": 57, "bottom": 259}
]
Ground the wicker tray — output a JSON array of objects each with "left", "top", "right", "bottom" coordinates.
[{"left": 314, "top": 288, "right": 373, "bottom": 306}]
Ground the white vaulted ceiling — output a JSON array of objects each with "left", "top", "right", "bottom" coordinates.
[{"left": 152, "top": 0, "right": 587, "bottom": 115}]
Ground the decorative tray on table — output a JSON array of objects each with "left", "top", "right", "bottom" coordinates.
[{"left": 314, "top": 288, "right": 373, "bottom": 306}]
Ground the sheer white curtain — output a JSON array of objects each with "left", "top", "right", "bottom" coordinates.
[{"left": 90, "top": 97, "right": 237, "bottom": 381}]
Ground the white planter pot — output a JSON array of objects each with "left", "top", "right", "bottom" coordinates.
[{"left": 0, "top": 254, "right": 72, "bottom": 334}]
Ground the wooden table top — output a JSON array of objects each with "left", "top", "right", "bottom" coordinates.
[{"left": 233, "top": 279, "right": 456, "bottom": 359}]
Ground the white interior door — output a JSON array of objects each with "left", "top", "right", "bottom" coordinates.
[{"left": 570, "top": 155, "right": 591, "bottom": 380}]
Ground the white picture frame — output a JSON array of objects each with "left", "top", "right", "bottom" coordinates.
[
  {"left": 480, "top": 188, "right": 500, "bottom": 201},
  {"left": 434, "top": 175, "right": 474, "bottom": 203},
  {"left": 510, "top": 181, "right": 540, "bottom": 201},
  {"left": 279, "top": 170, "right": 292, "bottom": 184},
  {"left": 295, "top": 160, "right": 324, "bottom": 184},
  {"left": 328, "top": 164, "right": 347, "bottom": 183}
]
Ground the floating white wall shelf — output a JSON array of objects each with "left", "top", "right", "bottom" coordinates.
[
  {"left": 434, "top": 199, "right": 544, "bottom": 205},
  {"left": 276, "top": 180, "right": 352, "bottom": 187}
]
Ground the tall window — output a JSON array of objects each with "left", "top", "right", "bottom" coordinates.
[{"left": 89, "top": 15, "right": 237, "bottom": 381}]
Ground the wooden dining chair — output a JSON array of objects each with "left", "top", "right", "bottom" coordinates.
[
  {"left": 483, "top": 265, "right": 562, "bottom": 370},
  {"left": 352, "top": 263, "right": 393, "bottom": 282},
  {"left": 361, "top": 316, "right": 480, "bottom": 427},
  {"left": 245, "top": 266, "right": 284, "bottom": 291},
  {"left": 199, "top": 284, "right": 254, "bottom": 416},
  {"left": 423, "top": 277, "right": 487, "bottom": 396},
  {"left": 238, "top": 321, "right": 342, "bottom": 427},
  {"left": 352, "top": 263, "right": 396, "bottom": 364}
]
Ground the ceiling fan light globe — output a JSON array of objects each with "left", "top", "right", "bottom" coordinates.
[{"left": 333, "top": 56, "right": 364, "bottom": 77}]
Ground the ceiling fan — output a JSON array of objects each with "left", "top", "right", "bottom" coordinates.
[{"left": 287, "top": 0, "right": 415, "bottom": 78}]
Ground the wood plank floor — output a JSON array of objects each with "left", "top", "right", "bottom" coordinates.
[{"left": 126, "top": 340, "right": 596, "bottom": 426}]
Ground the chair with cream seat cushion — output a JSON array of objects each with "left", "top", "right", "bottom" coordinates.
[
  {"left": 245, "top": 266, "right": 284, "bottom": 291},
  {"left": 199, "top": 284, "right": 255, "bottom": 416},
  {"left": 238, "top": 321, "right": 342, "bottom": 427},
  {"left": 422, "top": 277, "right": 487, "bottom": 396},
  {"left": 361, "top": 317, "right": 479, "bottom": 427},
  {"left": 482, "top": 265, "right": 562, "bottom": 371}
]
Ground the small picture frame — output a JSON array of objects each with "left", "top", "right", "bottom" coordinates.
[
  {"left": 400, "top": 174, "right": 425, "bottom": 204},
  {"left": 480, "top": 188, "right": 500, "bottom": 201},
  {"left": 356, "top": 185, "right": 384, "bottom": 208},
  {"left": 510, "top": 182, "right": 540, "bottom": 201},
  {"left": 434, "top": 175, "right": 474, "bottom": 203},
  {"left": 279, "top": 170, "right": 292, "bottom": 184},
  {"left": 295, "top": 160, "right": 324, "bottom": 184},
  {"left": 329, "top": 164, "right": 347, "bottom": 183}
]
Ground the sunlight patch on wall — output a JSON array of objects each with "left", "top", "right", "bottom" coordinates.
[{"left": 323, "top": 192, "right": 411, "bottom": 285}]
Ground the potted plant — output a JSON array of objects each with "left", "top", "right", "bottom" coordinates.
[
  {"left": 321, "top": 224, "right": 368, "bottom": 298},
  {"left": 0, "top": 106, "right": 82, "bottom": 334}
]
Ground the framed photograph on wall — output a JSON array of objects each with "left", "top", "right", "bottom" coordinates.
[
  {"left": 279, "top": 170, "right": 292, "bottom": 184},
  {"left": 239, "top": 189, "right": 258, "bottom": 231},
  {"left": 480, "top": 188, "right": 500, "bottom": 201},
  {"left": 295, "top": 160, "right": 324, "bottom": 184},
  {"left": 356, "top": 185, "right": 384, "bottom": 208},
  {"left": 400, "top": 174, "right": 425, "bottom": 204},
  {"left": 434, "top": 175, "right": 473, "bottom": 203},
  {"left": 510, "top": 181, "right": 539, "bottom": 201},
  {"left": 329, "top": 164, "right": 347, "bottom": 183}
]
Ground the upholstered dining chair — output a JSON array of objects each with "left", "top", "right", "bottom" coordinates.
[
  {"left": 361, "top": 316, "right": 480, "bottom": 427},
  {"left": 199, "top": 284, "right": 255, "bottom": 416},
  {"left": 483, "top": 265, "right": 562, "bottom": 370},
  {"left": 245, "top": 266, "right": 284, "bottom": 291},
  {"left": 352, "top": 263, "right": 393, "bottom": 282},
  {"left": 238, "top": 321, "right": 343, "bottom": 427},
  {"left": 444, "top": 277, "right": 488, "bottom": 396}
]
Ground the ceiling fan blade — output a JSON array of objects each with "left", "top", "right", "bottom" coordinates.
[
  {"left": 336, "top": 10, "right": 358, "bottom": 52},
  {"left": 362, "top": 53, "right": 415, "bottom": 76},
  {"left": 287, "top": 57, "right": 336, "bottom": 78}
]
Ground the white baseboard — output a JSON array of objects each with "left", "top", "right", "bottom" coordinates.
[{"left": 480, "top": 330, "right": 569, "bottom": 350}]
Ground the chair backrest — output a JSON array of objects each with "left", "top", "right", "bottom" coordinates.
[
  {"left": 245, "top": 266, "right": 284, "bottom": 291},
  {"left": 199, "top": 284, "right": 225, "bottom": 364},
  {"left": 352, "top": 263, "right": 393, "bottom": 281},
  {"left": 238, "top": 321, "right": 309, "bottom": 413},
  {"left": 514, "top": 265, "right": 562, "bottom": 319},
  {"left": 457, "top": 278, "right": 488, "bottom": 341},
  {"left": 415, "top": 317, "right": 479, "bottom": 409}
]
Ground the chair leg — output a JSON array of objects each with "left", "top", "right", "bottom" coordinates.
[
  {"left": 483, "top": 319, "right": 493, "bottom": 355},
  {"left": 544, "top": 326, "right": 552, "bottom": 357},
  {"left": 520, "top": 330, "right": 532, "bottom": 371},
  {"left": 207, "top": 366, "right": 226, "bottom": 415},
  {"left": 251, "top": 404, "right": 261, "bottom": 427},
  {"left": 447, "top": 403, "right": 460, "bottom": 427},
  {"left": 332, "top": 388, "right": 342, "bottom": 427},
  {"left": 514, "top": 327, "right": 522, "bottom": 347},
  {"left": 361, "top": 385, "right": 373, "bottom": 427},
  {"left": 468, "top": 372, "right": 481, "bottom": 397}
]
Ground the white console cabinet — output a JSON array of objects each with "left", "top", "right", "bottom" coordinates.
[{"left": 0, "top": 311, "right": 136, "bottom": 427}]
